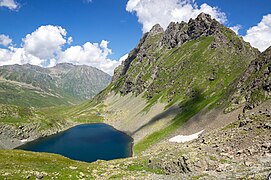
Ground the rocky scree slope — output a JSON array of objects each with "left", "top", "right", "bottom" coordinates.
[
  {"left": 229, "top": 46, "right": 271, "bottom": 111},
  {"left": 0, "top": 63, "right": 111, "bottom": 107},
  {"left": 90, "top": 13, "right": 259, "bottom": 152}
]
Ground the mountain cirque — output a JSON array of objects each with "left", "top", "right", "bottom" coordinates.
[{"left": 0, "top": 13, "right": 270, "bottom": 179}]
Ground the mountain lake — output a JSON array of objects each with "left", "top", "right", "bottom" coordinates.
[{"left": 16, "top": 123, "right": 133, "bottom": 163}]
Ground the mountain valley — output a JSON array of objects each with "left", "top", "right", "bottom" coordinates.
[{"left": 0, "top": 13, "right": 270, "bottom": 179}]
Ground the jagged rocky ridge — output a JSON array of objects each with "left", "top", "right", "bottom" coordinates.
[
  {"left": 110, "top": 13, "right": 258, "bottom": 106},
  {"left": 0, "top": 63, "right": 111, "bottom": 107}
]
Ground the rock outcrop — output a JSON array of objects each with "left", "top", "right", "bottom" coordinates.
[
  {"left": 230, "top": 46, "right": 271, "bottom": 111},
  {"left": 161, "top": 13, "right": 221, "bottom": 49},
  {"left": 144, "top": 103, "right": 271, "bottom": 179}
]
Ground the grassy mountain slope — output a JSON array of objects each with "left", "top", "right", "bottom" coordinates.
[
  {"left": 0, "top": 63, "right": 111, "bottom": 107},
  {"left": 80, "top": 13, "right": 259, "bottom": 153}
]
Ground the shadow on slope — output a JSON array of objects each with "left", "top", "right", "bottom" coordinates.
[
  {"left": 131, "top": 105, "right": 181, "bottom": 136},
  {"left": 134, "top": 89, "right": 223, "bottom": 154}
]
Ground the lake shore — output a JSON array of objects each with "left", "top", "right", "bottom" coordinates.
[
  {"left": 0, "top": 122, "right": 134, "bottom": 160},
  {"left": 0, "top": 122, "right": 77, "bottom": 149}
]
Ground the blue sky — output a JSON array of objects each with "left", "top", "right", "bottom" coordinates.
[
  {"left": 0, "top": 0, "right": 142, "bottom": 60},
  {"left": 0, "top": 0, "right": 271, "bottom": 74},
  {"left": 197, "top": 0, "right": 271, "bottom": 35}
]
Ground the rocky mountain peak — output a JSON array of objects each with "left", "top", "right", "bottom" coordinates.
[
  {"left": 161, "top": 13, "right": 220, "bottom": 48},
  {"left": 161, "top": 21, "right": 188, "bottom": 48},
  {"left": 52, "top": 63, "right": 76, "bottom": 71},
  {"left": 149, "top": 24, "right": 164, "bottom": 36},
  {"left": 194, "top": 12, "right": 213, "bottom": 24},
  {"left": 55, "top": 63, "right": 75, "bottom": 68},
  {"left": 187, "top": 12, "right": 219, "bottom": 39},
  {"left": 264, "top": 46, "right": 271, "bottom": 55}
]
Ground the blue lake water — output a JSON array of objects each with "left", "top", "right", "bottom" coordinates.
[{"left": 16, "top": 123, "right": 133, "bottom": 163}]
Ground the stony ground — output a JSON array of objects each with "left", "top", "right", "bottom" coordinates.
[
  {"left": 88, "top": 104, "right": 271, "bottom": 179},
  {"left": 103, "top": 93, "right": 180, "bottom": 144},
  {"left": 144, "top": 109, "right": 271, "bottom": 179}
]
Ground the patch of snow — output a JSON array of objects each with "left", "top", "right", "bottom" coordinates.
[
  {"left": 169, "top": 130, "right": 204, "bottom": 143},
  {"left": 20, "top": 139, "right": 28, "bottom": 143}
]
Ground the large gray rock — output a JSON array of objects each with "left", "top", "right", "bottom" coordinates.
[{"left": 161, "top": 12, "right": 221, "bottom": 49}]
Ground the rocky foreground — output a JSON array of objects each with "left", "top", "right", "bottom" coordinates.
[
  {"left": 86, "top": 102, "right": 270, "bottom": 179},
  {"left": 146, "top": 108, "right": 270, "bottom": 179}
]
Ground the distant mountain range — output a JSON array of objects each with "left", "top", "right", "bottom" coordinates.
[{"left": 0, "top": 63, "right": 111, "bottom": 107}]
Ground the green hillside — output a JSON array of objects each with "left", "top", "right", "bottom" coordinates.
[{"left": 0, "top": 63, "right": 111, "bottom": 107}]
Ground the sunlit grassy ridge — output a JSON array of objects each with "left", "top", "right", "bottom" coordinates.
[
  {"left": 0, "top": 102, "right": 104, "bottom": 135},
  {"left": 0, "top": 149, "right": 163, "bottom": 179},
  {"left": 0, "top": 81, "right": 75, "bottom": 108}
]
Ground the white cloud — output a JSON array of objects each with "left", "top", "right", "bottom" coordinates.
[
  {"left": 0, "top": 25, "right": 121, "bottom": 75},
  {"left": 59, "top": 40, "right": 120, "bottom": 75},
  {"left": 243, "top": 14, "right": 271, "bottom": 52},
  {"left": 0, "top": 48, "right": 11, "bottom": 65},
  {"left": 0, "top": 0, "right": 19, "bottom": 10},
  {"left": 126, "top": 0, "right": 227, "bottom": 32},
  {"left": 47, "top": 58, "right": 57, "bottom": 68},
  {"left": 23, "top": 25, "right": 67, "bottom": 59},
  {"left": 0, "top": 47, "right": 43, "bottom": 66},
  {"left": 67, "top": 37, "right": 73, "bottom": 44},
  {"left": 230, "top": 24, "right": 242, "bottom": 35},
  {"left": 0, "top": 34, "right": 12, "bottom": 46}
]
